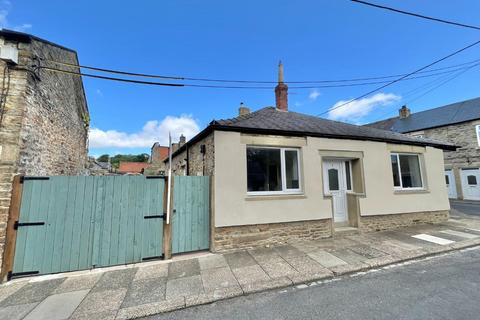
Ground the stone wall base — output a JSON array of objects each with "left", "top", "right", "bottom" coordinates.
[
  {"left": 213, "top": 219, "right": 332, "bottom": 252},
  {"left": 358, "top": 210, "right": 449, "bottom": 232}
]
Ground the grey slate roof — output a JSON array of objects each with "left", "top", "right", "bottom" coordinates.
[
  {"left": 366, "top": 97, "right": 480, "bottom": 133},
  {"left": 211, "top": 107, "right": 455, "bottom": 150}
]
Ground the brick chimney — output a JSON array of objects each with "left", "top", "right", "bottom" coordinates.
[
  {"left": 275, "top": 61, "right": 288, "bottom": 111},
  {"left": 238, "top": 102, "right": 250, "bottom": 116},
  {"left": 399, "top": 105, "right": 411, "bottom": 119}
]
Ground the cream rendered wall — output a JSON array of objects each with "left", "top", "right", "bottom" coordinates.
[{"left": 213, "top": 131, "right": 450, "bottom": 227}]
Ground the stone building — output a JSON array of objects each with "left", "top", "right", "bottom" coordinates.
[
  {"left": 168, "top": 62, "right": 453, "bottom": 251},
  {"left": 0, "top": 30, "right": 89, "bottom": 267},
  {"left": 144, "top": 142, "right": 169, "bottom": 175},
  {"left": 366, "top": 98, "right": 480, "bottom": 200}
]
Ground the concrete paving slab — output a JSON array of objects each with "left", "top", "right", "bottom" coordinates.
[
  {"left": 0, "top": 278, "right": 64, "bottom": 307},
  {"left": 273, "top": 245, "right": 306, "bottom": 258},
  {"left": 0, "top": 281, "right": 27, "bottom": 304},
  {"left": 349, "top": 245, "right": 387, "bottom": 259},
  {"left": 241, "top": 276, "right": 292, "bottom": 294},
  {"left": 168, "top": 259, "right": 200, "bottom": 279},
  {"left": 224, "top": 251, "right": 257, "bottom": 269},
  {"left": 198, "top": 255, "right": 228, "bottom": 270},
  {"left": 201, "top": 267, "right": 239, "bottom": 292},
  {"left": 328, "top": 248, "right": 368, "bottom": 264},
  {"left": 440, "top": 229, "right": 479, "bottom": 239},
  {"left": 258, "top": 260, "right": 299, "bottom": 279},
  {"left": 116, "top": 298, "right": 185, "bottom": 320},
  {"left": 134, "top": 263, "right": 168, "bottom": 281},
  {"left": 248, "top": 247, "right": 284, "bottom": 264},
  {"left": 185, "top": 286, "right": 243, "bottom": 307},
  {"left": 231, "top": 264, "right": 270, "bottom": 286},
  {"left": 308, "top": 249, "right": 348, "bottom": 268},
  {"left": 166, "top": 275, "right": 203, "bottom": 300},
  {"left": 91, "top": 268, "right": 136, "bottom": 293},
  {"left": 70, "top": 310, "right": 117, "bottom": 320},
  {"left": 122, "top": 277, "right": 166, "bottom": 308},
  {"left": 283, "top": 254, "right": 331, "bottom": 277},
  {"left": 53, "top": 273, "right": 101, "bottom": 294},
  {"left": 70, "top": 288, "right": 126, "bottom": 319},
  {"left": 0, "top": 302, "right": 38, "bottom": 320},
  {"left": 24, "top": 289, "right": 89, "bottom": 320},
  {"left": 383, "top": 231, "right": 437, "bottom": 248}
]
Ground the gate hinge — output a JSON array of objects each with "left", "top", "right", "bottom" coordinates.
[
  {"left": 20, "top": 176, "right": 50, "bottom": 184},
  {"left": 143, "top": 215, "right": 165, "bottom": 220},
  {"left": 14, "top": 221, "right": 45, "bottom": 230}
]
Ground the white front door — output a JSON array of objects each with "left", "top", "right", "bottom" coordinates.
[
  {"left": 323, "top": 160, "right": 348, "bottom": 222},
  {"left": 445, "top": 170, "right": 457, "bottom": 199},
  {"left": 461, "top": 168, "right": 480, "bottom": 200}
]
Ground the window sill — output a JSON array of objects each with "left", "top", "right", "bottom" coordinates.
[
  {"left": 393, "top": 189, "right": 430, "bottom": 195},
  {"left": 245, "top": 193, "right": 306, "bottom": 201}
]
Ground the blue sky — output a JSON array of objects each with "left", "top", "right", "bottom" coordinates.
[{"left": 3, "top": 0, "right": 480, "bottom": 157}]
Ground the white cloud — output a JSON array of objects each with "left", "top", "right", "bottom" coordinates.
[
  {"left": 327, "top": 93, "right": 401, "bottom": 122},
  {"left": 0, "top": 3, "right": 32, "bottom": 31},
  {"left": 309, "top": 89, "right": 321, "bottom": 101},
  {"left": 89, "top": 115, "right": 200, "bottom": 149}
]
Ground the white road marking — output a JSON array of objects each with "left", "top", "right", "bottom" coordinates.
[
  {"left": 412, "top": 234, "right": 454, "bottom": 245},
  {"left": 440, "top": 230, "right": 479, "bottom": 239}
]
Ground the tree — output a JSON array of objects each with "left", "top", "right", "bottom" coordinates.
[{"left": 97, "top": 154, "right": 109, "bottom": 162}]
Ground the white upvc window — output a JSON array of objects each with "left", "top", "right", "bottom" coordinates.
[
  {"left": 246, "top": 146, "right": 301, "bottom": 195},
  {"left": 476, "top": 124, "right": 480, "bottom": 147},
  {"left": 390, "top": 153, "right": 424, "bottom": 190}
]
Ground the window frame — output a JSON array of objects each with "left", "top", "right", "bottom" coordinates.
[
  {"left": 344, "top": 160, "right": 353, "bottom": 191},
  {"left": 390, "top": 153, "right": 424, "bottom": 190},
  {"left": 246, "top": 146, "right": 302, "bottom": 196}
]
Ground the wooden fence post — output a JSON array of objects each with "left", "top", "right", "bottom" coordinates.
[
  {"left": 163, "top": 176, "right": 173, "bottom": 259},
  {"left": 1, "top": 175, "right": 23, "bottom": 282}
]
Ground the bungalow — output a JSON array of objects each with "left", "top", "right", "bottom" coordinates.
[{"left": 168, "top": 63, "right": 455, "bottom": 251}]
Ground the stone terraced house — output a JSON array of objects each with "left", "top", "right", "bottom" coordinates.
[
  {"left": 366, "top": 98, "right": 480, "bottom": 201},
  {"left": 168, "top": 63, "right": 455, "bottom": 251},
  {"left": 0, "top": 30, "right": 89, "bottom": 268}
]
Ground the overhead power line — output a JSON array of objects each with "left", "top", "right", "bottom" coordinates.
[
  {"left": 318, "top": 39, "right": 480, "bottom": 116},
  {"left": 40, "top": 57, "right": 480, "bottom": 84},
  {"left": 351, "top": 0, "right": 480, "bottom": 31},
  {"left": 39, "top": 63, "right": 477, "bottom": 90}
]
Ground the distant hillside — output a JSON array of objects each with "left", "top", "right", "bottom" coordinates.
[{"left": 97, "top": 153, "right": 149, "bottom": 169}]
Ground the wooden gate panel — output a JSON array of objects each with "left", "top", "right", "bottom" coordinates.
[{"left": 172, "top": 176, "right": 210, "bottom": 254}]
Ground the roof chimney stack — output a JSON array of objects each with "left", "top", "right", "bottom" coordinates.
[
  {"left": 399, "top": 105, "right": 411, "bottom": 119},
  {"left": 238, "top": 102, "right": 250, "bottom": 116},
  {"left": 275, "top": 61, "right": 288, "bottom": 112},
  {"left": 179, "top": 134, "right": 186, "bottom": 147}
]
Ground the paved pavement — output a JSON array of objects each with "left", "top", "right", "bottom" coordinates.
[
  {"left": 145, "top": 247, "right": 480, "bottom": 320},
  {"left": 0, "top": 213, "right": 480, "bottom": 319},
  {"left": 450, "top": 199, "right": 480, "bottom": 217}
]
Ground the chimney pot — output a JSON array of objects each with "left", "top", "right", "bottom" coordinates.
[
  {"left": 399, "top": 105, "right": 411, "bottom": 119},
  {"left": 179, "top": 134, "right": 186, "bottom": 146},
  {"left": 238, "top": 102, "right": 250, "bottom": 116}
]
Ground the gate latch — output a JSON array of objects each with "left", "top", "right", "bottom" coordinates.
[{"left": 13, "top": 221, "right": 45, "bottom": 230}]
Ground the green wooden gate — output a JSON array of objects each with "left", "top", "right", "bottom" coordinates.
[
  {"left": 172, "top": 176, "right": 210, "bottom": 254},
  {"left": 12, "top": 176, "right": 165, "bottom": 277}
]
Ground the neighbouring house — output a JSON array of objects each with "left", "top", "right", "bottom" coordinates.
[
  {"left": 118, "top": 161, "right": 150, "bottom": 174},
  {"left": 144, "top": 142, "right": 169, "bottom": 175},
  {"left": 0, "top": 30, "right": 89, "bottom": 268},
  {"left": 87, "top": 157, "right": 112, "bottom": 175},
  {"left": 366, "top": 98, "right": 480, "bottom": 201},
  {"left": 167, "top": 62, "right": 455, "bottom": 251}
]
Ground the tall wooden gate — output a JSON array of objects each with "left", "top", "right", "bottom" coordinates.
[
  {"left": 172, "top": 176, "right": 210, "bottom": 254},
  {"left": 10, "top": 176, "right": 165, "bottom": 278}
]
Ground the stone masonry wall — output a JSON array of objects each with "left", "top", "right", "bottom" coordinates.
[
  {"left": 0, "top": 35, "right": 88, "bottom": 274},
  {"left": 170, "top": 132, "right": 214, "bottom": 176},
  {"left": 212, "top": 219, "right": 332, "bottom": 252},
  {"left": 410, "top": 120, "right": 480, "bottom": 169},
  {"left": 18, "top": 39, "right": 89, "bottom": 175},
  {"left": 358, "top": 210, "right": 449, "bottom": 232}
]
